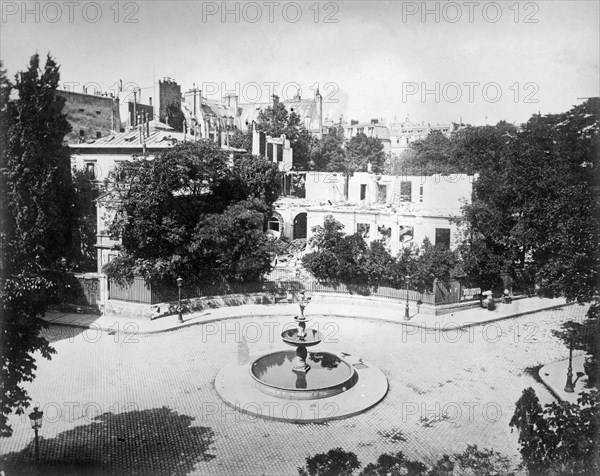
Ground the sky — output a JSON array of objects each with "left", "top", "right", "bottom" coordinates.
[{"left": 1, "top": 0, "right": 599, "bottom": 126}]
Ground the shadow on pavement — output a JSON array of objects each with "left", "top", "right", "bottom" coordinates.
[{"left": 0, "top": 407, "right": 216, "bottom": 475}]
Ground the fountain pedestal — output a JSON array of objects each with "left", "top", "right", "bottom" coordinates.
[{"left": 294, "top": 346, "right": 310, "bottom": 374}]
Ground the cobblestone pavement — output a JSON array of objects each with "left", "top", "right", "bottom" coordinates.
[{"left": 0, "top": 304, "right": 589, "bottom": 475}]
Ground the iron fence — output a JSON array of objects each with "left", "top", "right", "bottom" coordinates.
[{"left": 108, "top": 276, "right": 435, "bottom": 305}]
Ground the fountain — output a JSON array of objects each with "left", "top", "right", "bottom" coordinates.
[
  {"left": 250, "top": 292, "right": 357, "bottom": 399},
  {"left": 215, "top": 290, "right": 388, "bottom": 422}
]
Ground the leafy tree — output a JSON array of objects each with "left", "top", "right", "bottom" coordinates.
[
  {"left": 0, "top": 61, "right": 11, "bottom": 274},
  {"left": 553, "top": 303, "right": 600, "bottom": 387},
  {"left": 217, "top": 154, "right": 281, "bottom": 208},
  {"left": 1, "top": 274, "right": 56, "bottom": 437},
  {"left": 345, "top": 132, "right": 386, "bottom": 174},
  {"left": 302, "top": 216, "right": 459, "bottom": 292},
  {"left": 189, "top": 199, "right": 273, "bottom": 282},
  {"left": 313, "top": 126, "right": 346, "bottom": 172},
  {"left": 298, "top": 447, "right": 516, "bottom": 476},
  {"left": 298, "top": 448, "right": 361, "bottom": 476},
  {"left": 359, "top": 452, "right": 428, "bottom": 476},
  {"left": 397, "top": 131, "right": 454, "bottom": 175},
  {"left": 228, "top": 128, "right": 253, "bottom": 152},
  {"left": 256, "top": 101, "right": 301, "bottom": 139},
  {"left": 510, "top": 387, "right": 599, "bottom": 475},
  {"left": 103, "top": 141, "right": 279, "bottom": 285},
  {"left": 2, "top": 53, "right": 75, "bottom": 271},
  {"left": 410, "top": 238, "right": 460, "bottom": 293},
  {"left": 256, "top": 100, "right": 313, "bottom": 170},
  {"left": 293, "top": 126, "right": 317, "bottom": 171},
  {"left": 451, "top": 123, "right": 517, "bottom": 174},
  {"left": 451, "top": 445, "right": 515, "bottom": 476},
  {"left": 71, "top": 169, "right": 100, "bottom": 271}
]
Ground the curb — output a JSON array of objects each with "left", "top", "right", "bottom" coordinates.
[{"left": 41, "top": 300, "right": 575, "bottom": 336}]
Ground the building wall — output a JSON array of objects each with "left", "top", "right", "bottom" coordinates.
[
  {"left": 120, "top": 102, "right": 154, "bottom": 130},
  {"left": 159, "top": 79, "right": 182, "bottom": 124},
  {"left": 306, "top": 208, "right": 460, "bottom": 255},
  {"left": 389, "top": 122, "right": 455, "bottom": 154},
  {"left": 348, "top": 172, "right": 474, "bottom": 210},
  {"left": 58, "top": 90, "right": 120, "bottom": 143},
  {"left": 71, "top": 152, "right": 139, "bottom": 182},
  {"left": 304, "top": 172, "right": 346, "bottom": 202}
]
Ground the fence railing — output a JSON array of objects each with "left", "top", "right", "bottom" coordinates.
[
  {"left": 107, "top": 277, "right": 435, "bottom": 305},
  {"left": 108, "top": 276, "right": 152, "bottom": 303}
]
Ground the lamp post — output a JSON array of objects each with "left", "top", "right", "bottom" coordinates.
[
  {"left": 404, "top": 275, "right": 411, "bottom": 320},
  {"left": 177, "top": 277, "right": 183, "bottom": 323},
  {"left": 28, "top": 406, "right": 43, "bottom": 463},
  {"left": 564, "top": 333, "right": 575, "bottom": 393}
]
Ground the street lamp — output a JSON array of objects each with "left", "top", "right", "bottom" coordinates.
[
  {"left": 177, "top": 277, "right": 183, "bottom": 323},
  {"left": 564, "top": 328, "right": 575, "bottom": 393},
  {"left": 28, "top": 406, "right": 43, "bottom": 463},
  {"left": 404, "top": 275, "right": 411, "bottom": 320}
]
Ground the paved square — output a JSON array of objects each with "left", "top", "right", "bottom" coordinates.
[{"left": 0, "top": 304, "right": 589, "bottom": 475}]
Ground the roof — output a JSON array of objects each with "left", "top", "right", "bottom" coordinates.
[
  {"left": 238, "top": 98, "right": 321, "bottom": 131},
  {"left": 345, "top": 122, "right": 391, "bottom": 140},
  {"left": 70, "top": 123, "right": 187, "bottom": 151}
]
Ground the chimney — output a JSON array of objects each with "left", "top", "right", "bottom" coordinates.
[{"left": 149, "top": 97, "right": 152, "bottom": 106}]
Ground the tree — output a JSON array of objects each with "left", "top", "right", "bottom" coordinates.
[
  {"left": 456, "top": 102, "right": 599, "bottom": 300},
  {"left": 451, "top": 445, "right": 515, "bottom": 476},
  {"left": 0, "top": 61, "right": 11, "bottom": 275},
  {"left": 312, "top": 126, "right": 346, "bottom": 172},
  {"left": 228, "top": 128, "right": 253, "bottom": 152},
  {"left": 189, "top": 199, "right": 273, "bottom": 282},
  {"left": 103, "top": 141, "right": 279, "bottom": 285},
  {"left": 71, "top": 169, "right": 100, "bottom": 271},
  {"left": 256, "top": 100, "right": 313, "bottom": 170},
  {"left": 510, "top": 387, "right": 599, "bottom": 475},
  {"left": 298, "top": 447, "right": 515, "bottom": 476},
  {"left": 345, "top": 132, "right": 386, "bottom": 174},
  {"left": 410, "top": 238, "right": 460, "bottom": 294},
  {"left": 298, "top": 448, "right": 361, "bottom": 476},
  {"left": 359, "top": 452, "right": 427, "bottom": 476},
  {"left": 553, "top": 303, "right": 600, "bottom": 387},
  {"left": 302, "top": 217, "right": 459, "bottom": 291},
  {"left": 1, "top": 274, "right": 56, "bottom": 437},
  {"left": 2, "top": 54, "right": 75, "bottom": 272},
  {"left": 398, "top": 131, "right": 454, "bottom": 175},
  {"left": 217, "top": 154, "right": 281, "bottom": 209}
]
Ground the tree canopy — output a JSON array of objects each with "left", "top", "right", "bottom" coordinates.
[
  {"left": 345, "top": 132, "right": 386, "bottom": 174},
  {"left": 103, "top": 141, "right": 281, "bottom": 285},
  {"left": 1, "top": 54, "right": 76, "bottom": 272},
  {"left": 301, "top": 216, "right": 459, "bottom": 293},
  {"left": 510, "top": 387, "right": 599, "bottom": 475}
]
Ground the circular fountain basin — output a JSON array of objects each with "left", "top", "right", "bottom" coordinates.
[
  {"left": 250, "top": 350, "right": 357, "bottom": 399},
  {"left": 281, "top": 328, "right": 322, "bottom": 347}
]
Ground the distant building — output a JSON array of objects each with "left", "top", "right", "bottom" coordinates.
[
  {"left": 389, "top": 119, "right": 460, "bottom": 154},
  {"left": 344, "top": 119, "right": 391, "bottom": 153},
  {"left": 238, "top": 91, "right": 323, "bottom": 138},
  {"left": 116, "top": 88, "right": 154, "bottom": 132},
  {"left": 70, "top": 118, "right": 187, "bottom": 183},
  {"left": 180, "top": 88, "right": 324, "bottom": 147},
  {"left": 158, "top": 78, "right": 182, "bottom": 126},
  {"left": 57, "top": 89, "right": 121, "bottom": 144}
]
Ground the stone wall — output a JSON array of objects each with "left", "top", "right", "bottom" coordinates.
[
  {"left": 159, "top": 79, "right": 182, "bottom": 124},
  {"left": 58, "top": 90, "right": 120, "bottom": 143}
]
